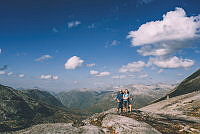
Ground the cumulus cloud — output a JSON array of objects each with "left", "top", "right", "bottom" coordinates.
[
  {"left": 68, "top": 21, "right": 81, "bottom": 28},
  {"left": 90, "top": 70, "right": 99, "bottom": 75},
  {"left": 87, "top": 63, "right": 96, "bottom": 67},
  {"left": 40, "top": 75, "right": 59, "bottom": 80},
  {"left": 149, "top": 56, "right": 194, "bottom": 68},
  {"left": 96, "top": 72, "right": 110, "bottom": 77},
  {"left": 35, "top": 55, "right": 52, "bottom": 62},
  {"left": 128, "top": 7, "right": 200, "bottom": 56},
  {"left": 19, "top": 74, "right": 25, "bottom": 78},
  {"left": 64, "top": 56, "right": 84, "bottom": 70},
  {"left": 90, "top": 70, "right": 111, "bottom": 77},
  {"left": 7, "top": 72, "right": 13, "bottom": 76},
  {"left": 119, "top": 61, "right": 146, "bottom": 73}
]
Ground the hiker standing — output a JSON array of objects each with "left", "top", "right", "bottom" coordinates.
[
  {"left": 123, "top": 89, "right": 130, "bottom": 112},
  {"left": 115, "top": 90, "right": 123, "bottom": 113}
]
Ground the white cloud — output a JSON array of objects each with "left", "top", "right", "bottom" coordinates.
[
  {"left": 87, "top": 63, "right": 96, "bottom": 67},
  {"left": 40, "top": 75, "right": 59, "bottom": 80},
  {"left": 105, "top": 40, "right": 120, "bottom": 48},
  {"left": 41, "top": 75, "right": 51, "bottom": 79},
  {"left": 139, "top": 74, "right": 148, "bottom": 78},
  {"left": 0, "top": 71, "right": 6, "bottom": 75},
  {"left": 119, "top": 61, "right": 146, "bottom": 73},
  {"left": 90, "top": 70, "right": 110, "bottom": 77},
  {"left": 35, "top": 55, "right": 52, "bottom": 62},
  {"left": 64, "top": 56, "right": 84, "bottom": 70},
  {"left": 128, "top": 7, "right": 200, "bottom": 56},
  {"left": 52, "top": 75, "right": 59, "bottom": 80},
  {"left": 19, "top": 74, "right": 25, "bottom": 78},
  {"left": 68, "top": 21, "right": 81, "bottom": 28},
  {"left": 110, "top": 40, "right": 120, "bottom": 46},
  {"left": 90, "top": 70, "right": 99, "bottom": 75},
  {"left": 112, "top": 75, "right": 126, "bottom": 79},
  {"left": 7, "top": 72, "right": 13, "bottom": 76},
  {"left": 96, "top": 72, "right": 110, "bottom": 77},
  {"left": 149, "top": 56, "right": 194, "bottom": 68}
]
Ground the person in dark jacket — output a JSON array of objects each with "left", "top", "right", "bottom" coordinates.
[{"left": 115, "top": 90, "right": 123, "bottom": 113}]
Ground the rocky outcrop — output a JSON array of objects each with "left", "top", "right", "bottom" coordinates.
[
  {"left": 15, "top": 108, "right": 161, "bottom": 134},
  {"left": 15, "top": 123, "right": 104, "bottom": 134},
  {"left": 101, "top": 114, "right": 161, "bottom": 134},
  {"left": 139, "top": 91, "right": 200, "bottom": 134},
  {"left": 141, "top": 91, "right": 200, "bottom": 122}
]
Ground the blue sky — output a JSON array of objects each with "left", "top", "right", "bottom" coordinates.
[{"left": 0, "top": 0, "right": 200, "bottom": 91}]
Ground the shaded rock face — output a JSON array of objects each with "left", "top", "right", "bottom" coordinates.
[
  {"left": 155, "top": 69, "right": 200, "bottom": 102},
  {"left": 21, "top": 89, "right": 64, "bottom": 107},
  {"left": 56, "top": 90, "right": 116, "bottom": 114},
  {"left": 172, "top": 69, "right": 200, "bottom": 97},
  {"left": 0, "top": 85, "right": 82, "bottom": 132}
]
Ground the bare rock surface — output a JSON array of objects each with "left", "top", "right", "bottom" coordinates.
[
  {"left": 101, "top": 114, "right": 161, "bottom": 134},
  {"left": 140, "top": 91, "right": 200, "bottom": 123},
  {"left": 13, "top": 108, "right": 161, "bottom": 134},
  {"left": 14, "top": 123, "right": 104, "bottom": 134}
]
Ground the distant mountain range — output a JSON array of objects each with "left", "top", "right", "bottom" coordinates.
[{"left": 56, "top": 83, "right": 175, "bottom": 114}]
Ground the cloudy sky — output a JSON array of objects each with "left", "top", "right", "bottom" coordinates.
[{"left": 0, "top": 0, "right": 200, "bottom": 91}]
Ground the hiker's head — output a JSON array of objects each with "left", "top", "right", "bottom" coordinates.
[
  {"left": 119, "top": 89, "right": 123, "bottom": 93},
  {"left": 125, "top": 89, "right": 129, "bottom": 93}
]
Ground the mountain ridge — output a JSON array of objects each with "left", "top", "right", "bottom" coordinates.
[
  {"left": 0, "top": 84, "right": 85, "bottom": 132},
  {"left": 154, "top": 69, "right": 200, "bottom": 103}
]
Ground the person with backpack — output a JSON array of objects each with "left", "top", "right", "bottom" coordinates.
[{"left": 115, "top": 89, "right": 123, "bottom": 114}]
